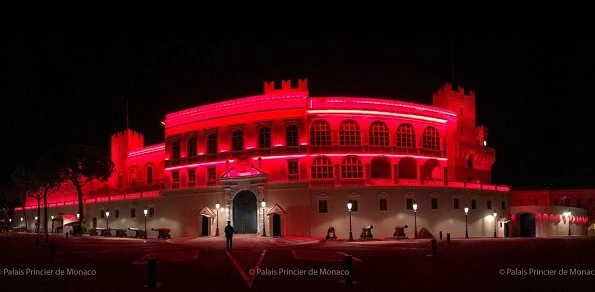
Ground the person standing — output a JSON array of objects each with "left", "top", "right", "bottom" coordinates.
[{"left": 224, "top": 221, "right": 234, "bottom": 251}]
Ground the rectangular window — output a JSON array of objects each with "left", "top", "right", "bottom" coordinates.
[
  {"left": 501, "top": 200, "right": 506, "bottom": 210},
  {"left": 207, "top": 167, "right": 216, "bottom": 181},
  {"left": 259, "top": 127, "right": 271, "bottom": 149},
  {"left": 187, "top": 136, "right": 197, "bottom": 157},
  {"left": 553, "top": 199, "right": 558, "bottom": 206},
  {"left": 100, "top": 210, "right": 105, "bottom": 219},
  {"left": 348, "top": 199, "right": 359, "bottom": 212},
  {"left": 188, "top": 169, "right": 196, "bottom": 182},
  {"left": 172, "top": 171, "right": 180, "bottom": 183},
  {"left": 130, "top": 208, "right": 136, "bottom": 218},
  {"left": 147, "top": 167, "right": 153, "bottom": 184},
  {"left": 207, "top": 133, "right": 218, "bottom": 155},
  {"left": 471, "top": 199, "right": 477, "bottom": 209},
  {"left": 486, "top": 200, "right": 492, "bottom": 209},
  {"left": 115, "top": 209, "right": 119, "bottom": 219},
  {"left": 172, "top": 139, "right": 181, "bottom": 160},
  {"left": 564, "top": 198, "right": 570, "bottom": 207},
  {"left": 533, "top": 199, "right": 538, "bottom": 206},
  {"left": 406, "top": 198, "right": 413, "bottom": 210},
  {"left": 576, "top": 199, "right": 582, "bottom": 208},
  {"left": 149, "top": 207, "right": 155, "bottom": 217},
  {"left": 589, "top": 197, "right": 593, "bottom": 205},
  {"left": 453, "top": 199, "right": 460, "bottom": 209},
  {"left": 431, "top": 198, "right": 438, "bottom": 209},
  {"left": 318, "top": 200, "right": 328, "bottom": 213},
  {"left": 288, "top": 160, "right": 298, "bottom": 178},
  {"left": 379, "top": 198, "right": 388, "bottom": 211}
]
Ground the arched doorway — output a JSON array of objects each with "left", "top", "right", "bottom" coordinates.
[
  {"left": 272, "top": 214, "right": 281, "bottom": 237},
  {"left": 519, "top": 213, "right": 536, "bottom": 237},
  {"left": 233, "top": 190, "right": 257, "bottom": 233}
]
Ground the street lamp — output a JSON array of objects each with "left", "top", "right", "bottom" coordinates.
[
  {"left": 464, "top": 207, "right": 469, "bottom": 239},
  {"left": 144, "top": 208, "right": 148, "bottom": 238},
  {"left": 51, "top": 215, "right": 55, "bottom": 233},
  {"left": 261, "top": 201, "right": 267, "bottom": 237},
  {"left": 347, "top": 202, "right": 353, "bottom": 241},
  {"left": 105, "top": 211, "right": 110, "bottom": 229},
  {"left": 215, "top": 201, "right": 220, "bottom": 236},
  {"left": 413, "top": 202, "right": 418, "bottom": 239},
  {"left": 564, "top": 211, "right": 571, "bottom": 236},
  {"left": 35, "top": 216, "right": 39, "bottom": 233},
  {"left": 76, "top": 213, "right": 80, "bottom": 220},
  {"left": 492, "top": 212, "right": 497, "bottom": 238}
]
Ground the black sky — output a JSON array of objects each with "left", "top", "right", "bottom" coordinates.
[{"left": 1, "top": 40, "right": 594, "bottom": 188}]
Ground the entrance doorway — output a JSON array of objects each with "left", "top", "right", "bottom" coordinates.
[
  {"left": 272, "top": 214, "right": 281, "bottom": 237},
  {"left": 92, "top": 217, "right": 97, "bottom": 229},
  {"left": 233, "top": 190, "right": 257, "bottom": 233},
  {"left": 519, "top": 213, "right": 536, "bottom": 237},
  {"left": 503, "top": 221, "right": 510, "bottom": 237},
  {"left": 201, "top": 216, "right": 209, "bottom": 236}
]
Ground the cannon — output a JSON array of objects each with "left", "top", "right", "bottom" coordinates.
[
  {"left": 151, "top": 228, "right": 171, "bottom": 239},
  {"left": 129, "top": 227, "right": 147, "bottom": 239},
  {"left": 325, "top": 227, "right": 337, "bottom": 240},
  {"left": 114, "top": 228, "right": 128, "bottom": 238},
  {"left": 360, "top": 225, "right": 373, "bottom": 240},
  {"left": 393, "top": 225, "right": 408, "bottom": 239}
]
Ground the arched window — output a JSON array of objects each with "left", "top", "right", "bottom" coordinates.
[
  {"left": 422, "top": 126, "right": 440, "bottom": 150},
  {"left": 207, "top": 133, "right": 218, "bottom": 155},
  {"left": 371, "top": 156, "right": 391, "bottom": 178},
  {"left": 396, "top": 124, "right": 416, "bottom": 148},
  {"left": 369, "top": 121, "right": 389, "bottom": 146},
  {"left": 286, "top": 125, "right": 298, "bottom": 147},
  {"left": 339, "top": 120, "right": 361, "bottom": 146},
  {"left": 310, "top": 120, "right": 331, "bottom": 146},
  {"left": 130, "top": 168, "right": 138, "bottom": 183},
  {"left": 117, "top": 173, "right": 123, "bottom": 188},
  {"left": 467, "top": 155, "right": 473, "bottom": 168},
  {"left": 258, "top": 127, "right": 271, "bottom": 149},
  {"left": 341, "top": 156, "right": 363, "bottom": 178},
  {"left": 232, "top": 130, "right": 244, "bottom": 151},
  {"left": 146, "top": 166, "right": 153, "bottom": 184},
  {"left": 424, "top": 159, "right": 441, "bottom": 180},
  {"left": 311, "top": 156, "right": 333, "bottom": 179}
]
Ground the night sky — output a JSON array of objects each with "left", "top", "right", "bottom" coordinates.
[{"left": 1, "top": 40, "right": 594, "bottom": 189}]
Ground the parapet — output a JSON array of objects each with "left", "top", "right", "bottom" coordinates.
[{"left": 264, "top": 79, "right": 308, "bottom": 95}]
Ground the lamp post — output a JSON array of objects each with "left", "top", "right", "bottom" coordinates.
[
  {"left": 464, "top": 207, "right": 469, "bottom": 239},
  {"left": 76, "top": 213, "right": 80, "bottom": 220},
  {"left": 413, "top": 202, "right": 418, "bottom": 239},
  {"left": 261, "top": 201, "right": 267, "bottom": 237},
  {"left": 347, "top": 202, "right": 353, "bottom": 241},
  {"left": 35, "top": 216, "right": 38, "bottom": 233},
  {"left": 105, "top": 211, "right": 110, "bottom": 229},
  {"left": 215, "top": 201, "right": 220, "bottom": 236},
  {"left": 564, "top": 211, "right": 571, "bottom": 236},
  {"left": 9, "top": 218, "right": 12, "bottom": 227},
  {"left": 492, "top": 212, "right": 497, "bottom": 238},
  {"left": 51, "top": 215, "right": 55, "bottom": 233},
  {"left": 20, "top": 217, "right": 23, "bottom": 229},
  {"left": 144, "top": 208, "right": 148, "bottom": 238}
]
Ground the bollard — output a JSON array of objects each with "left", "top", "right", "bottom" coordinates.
[
  {"left": 343, "top": 255, "right": 353, "bottom": 286},
  {"left": 439, "top": 231, "right": 443, "bottom": 240},
  {"left": 431, "top": 239, "right": 437, "bottom": 257},
  {"left": 147, "top": 258, "right": 157, "bottom": 288},
  {"left": 446, "top": 233, "right": 451, "bottom": 245}
]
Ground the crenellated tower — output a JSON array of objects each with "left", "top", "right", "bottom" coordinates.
[
  {"left": 264, "top": 78, "right": 308, "bottom": 95},
  {"left": 110, "top": 129, "right": 144, "bottom": 189},
  {"left": 432, "top": 83, "right": 495, "bottom": 183}
]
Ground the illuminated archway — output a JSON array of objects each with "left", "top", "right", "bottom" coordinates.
[
  {"left": 398, "top": 157, "right": 417, "bottom": 179},
  {"left": 371, "top": 156, "right": 391, "bottom": 178}
]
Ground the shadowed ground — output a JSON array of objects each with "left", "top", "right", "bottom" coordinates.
[{"left": 1, "top": 233, "right": 594, "bottom": 291}]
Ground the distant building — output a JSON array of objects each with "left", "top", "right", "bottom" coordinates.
[
  {"left": 511, "top": 189, "right": 593, "bottom": 237},
  {"left": 14, "top": 80, "right": 522, "bottom": 239}
]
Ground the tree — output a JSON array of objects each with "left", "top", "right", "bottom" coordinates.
[
  {"left": 53, "top": 145, "right": 114, "bottom": 233},
  {"left": 11, "top": 161, "right": 39, "bottom": 232},
  {"left": 37, "top": 151, "right": 61, "bottom": 241}
]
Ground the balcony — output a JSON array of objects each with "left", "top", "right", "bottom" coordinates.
[{"left": 308, "top": 177, "right": 510, "bottom": 192}]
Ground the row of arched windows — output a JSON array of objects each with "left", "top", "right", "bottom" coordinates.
[
  {"left": 310, "top": 120, "right": 441, "bottom": 150},
  {"left": 311, "top": 155, "right": 440, "bottom": 180}
]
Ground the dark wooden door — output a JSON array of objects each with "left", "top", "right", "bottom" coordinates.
[
  {"left": 233, "top": 191, "right": 257, "bottom": 233},
  {"left": 201, "top": 216, "right": 209, "bottom": 236},
  {"left": 272, "top": 214, "right": 281, "bottom": 237}
]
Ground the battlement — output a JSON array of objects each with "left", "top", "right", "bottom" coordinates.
[
  {"left": 111, "top": 129, "right": 143, "bottom": 138},
  {"left": 433, "top": 83, "right": 475, "bottom": 99},
  {"left": 264, "top": 79, "right": 308, "bottom": 95}
]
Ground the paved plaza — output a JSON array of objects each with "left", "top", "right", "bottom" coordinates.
[{"left": 1, "top": 233, "right": 594, "bottom": 291}]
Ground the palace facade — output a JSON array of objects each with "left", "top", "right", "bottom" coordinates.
[{"left": 15, "top": 80, "right": 522, "bottom": 239}]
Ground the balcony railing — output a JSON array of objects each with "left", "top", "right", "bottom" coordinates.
[{"left": 165, "top": 145, "right": 447, "bottom": 168}]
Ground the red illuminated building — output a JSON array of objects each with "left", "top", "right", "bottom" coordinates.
[{"left": 15, "top": 80, "right": 521, "bottom": 239}]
